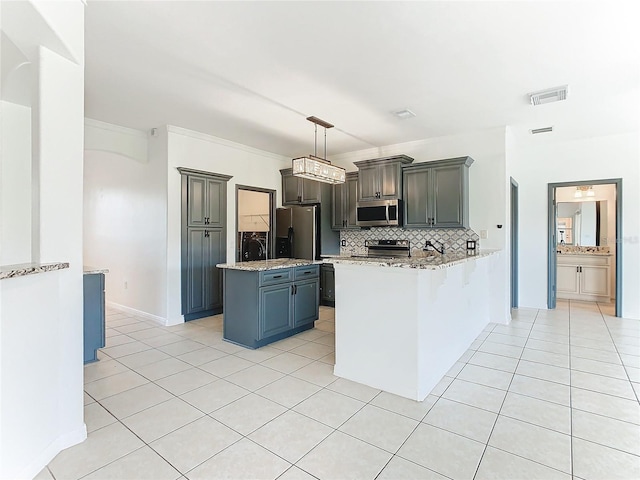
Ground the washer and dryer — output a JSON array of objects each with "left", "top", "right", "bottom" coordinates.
[{"left": 240, "top": 231, "right": 268, "bottom": 261}]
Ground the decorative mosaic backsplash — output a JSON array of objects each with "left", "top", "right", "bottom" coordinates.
[
  {"left": 556, "top": 245, "right": 611, "bottom": 254},
  {"left": 340, "top": 227, "right": 480, "bottom": 255}
]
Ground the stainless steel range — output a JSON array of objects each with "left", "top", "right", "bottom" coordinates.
[{"left": 351, "top": 239, "right": 411, "bottom": 258}]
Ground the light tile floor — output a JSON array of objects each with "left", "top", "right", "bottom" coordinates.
[{"left": 39, "top": 301, "right": 640, "bottom": 480}]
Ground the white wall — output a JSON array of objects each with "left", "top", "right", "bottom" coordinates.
[
  {"left": 330, "top": 127, "right": 511, "bottom": 324},
  {"left": 166, "top": 126, "right": 289, "bottom": 324},
  {"left": 0, "top": 1, "right": 86, "bottom": 478},
  {"left": 84, "top": 121, "right": 168, "bottom": 321},
  {"left": 237, "top": 189, "right": 270, "bottom": 232},
  {"left": 0, "top": 101, "right": 32, "bottom": 264},
  {"left": 511, "top": 132, "right": 639, "bottom": 319}
]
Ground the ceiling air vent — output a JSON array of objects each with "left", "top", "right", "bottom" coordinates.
[
  {"left": 530, "top": 126, "right": 554, "bottom": 135},
  {"left": 529, "top": 85, "right": 568, "bottom": 106},
  {"left": 393, "top": 109, "right": 416, "bottom": 119}
]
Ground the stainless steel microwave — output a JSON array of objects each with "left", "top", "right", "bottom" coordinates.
[{"left": 356, "top": 199, "right": 402, "bottom": 227}]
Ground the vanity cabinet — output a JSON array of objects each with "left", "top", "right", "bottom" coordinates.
[
  {"left": 332, "top": 172, "right": 358, "bottom": 230},
  {"left": 281, "top": 168, "right": 322, "bottom": 205},
  {"left": 557, "top": 254, "right": 611, "bottom": 302},
  {"left": 223, "top": 265, "right": 319, "bottom": 348},
  {"left": 354, "top": 155, "right": 414, "bottom": 202},
  {"left": 403, "top": 156, "right": 473, "bottom": 228}
]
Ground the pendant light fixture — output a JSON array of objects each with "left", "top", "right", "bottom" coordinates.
[
  {"left": 292, "top": 116, "right": 346, "bottom": 184},
  {"left": 574, "top": 185, "right": 595, "bottom": 198}
]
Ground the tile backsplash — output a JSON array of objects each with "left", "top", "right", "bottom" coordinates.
[{"left": 340, "top": 227, "right": 480, "bottom": 255}]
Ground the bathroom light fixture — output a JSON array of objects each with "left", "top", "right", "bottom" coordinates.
[
  {"left": 292, "top": 116, "right": 346, "bottom": 184},
  {"left": 529, "top": 85, "right": 569, "bottom": 106},
  {"left": 574, "top": 185, "right": 595, "bottom": 198}
]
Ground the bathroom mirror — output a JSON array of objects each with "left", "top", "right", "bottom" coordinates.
[{"left": 557, "top": 201, "right": 607, "bottom": 246}]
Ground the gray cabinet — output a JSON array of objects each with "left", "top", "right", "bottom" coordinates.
[
  {"left": 320, "top": 263, "right": 335, "bottom": 307},
  {"left": 332, "top": 172, "right": 358, "bottom": 229},
  {"left": 179, "top": 168, "right": 232, "bottom": 320},
  {"left": 281, "top": 168, "right": 322, "bottom": 205},
  {"left": 403, "top": 156, "right": 473, "bottom": 229},
  {"left": 187, "top": 175, "right": 224, "bottom": 227},
  {"left": 83, "top": 273, "right": 105, "bottom": 364},
  {"left": 223, "top": 265, "right": 319, "bottom": 348},
  {"left": 354, "top": 155, "right": 414, "bottom": 202}
]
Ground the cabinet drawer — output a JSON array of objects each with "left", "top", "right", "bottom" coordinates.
[
  {"left": 259, "top": 268, "right": 292, "bottom": 286},
  {"left": 294, "top": 265, "right": 319, "bottom": 280},
  {"left": 557, "top": 254, "right": 609, "bottom": 266}
]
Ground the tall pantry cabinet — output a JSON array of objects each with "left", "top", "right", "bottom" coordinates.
[{"left": 179, "top": 168, "right": 232, "bottom": 320}]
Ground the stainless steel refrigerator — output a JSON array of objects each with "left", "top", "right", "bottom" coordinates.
[{"left": 276, "top": 206, "right": 319, "bottom": 260}]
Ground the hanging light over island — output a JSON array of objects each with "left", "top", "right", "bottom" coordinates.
[{"left": 292, "top": 116, "right": 346, "bottom": 184}]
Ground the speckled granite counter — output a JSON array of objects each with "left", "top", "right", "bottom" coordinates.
[
  {"left": 83, "top": 266, "right": 110, "bottom": 275},
  {"left": 217, "top": 258, "right": 322, "bottom": 271},
  {"left": 0, "top": 262, "right": 69, "bottom": 280},
  {"left": 323, "top": 249, "right": 499, "bottom": 269}
]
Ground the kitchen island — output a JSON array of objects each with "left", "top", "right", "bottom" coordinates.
[
  {"left": 324, "top": 250, "right": 500, "bottom": 401},
  {"left": 217, "top": 259, "right": 322, "bottom": 349}
]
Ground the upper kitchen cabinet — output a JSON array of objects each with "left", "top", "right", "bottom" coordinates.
[
  {"left": 332, "top": 171, "right": 358, "bottom": 230},
  {"left": 354, "top": 155, "right": 414, "bottom": 202},
  {"left": 403, "top": 156, "right": 474, "bottom": 229},
  {"left": 281, "top": 168, "right": 322, "bottom": 205},
  {"left": 186, "top": 173, "right": 226, "bottom": 227}
]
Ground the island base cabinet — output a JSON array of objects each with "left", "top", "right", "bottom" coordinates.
[
  {"left": 259, "top": 284, "right": 294, "bottom": 339},
  {"left": 83, "top": 273, "right": 106, "bottom": 364},
  {"left": 223, "top": 266, "right": 319, "bottom": 349}
]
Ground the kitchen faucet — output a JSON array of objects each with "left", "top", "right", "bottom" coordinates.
[{"left": 424, "top": 239, "right": 445, "bottom": 255}]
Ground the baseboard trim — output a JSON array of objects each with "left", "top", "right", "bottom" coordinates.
[
  {"left": 18, "top": 424, "right": 87, "bottom": 480},
  {"left": 106, "top": 301, "right": 166, "bottom": 326}
]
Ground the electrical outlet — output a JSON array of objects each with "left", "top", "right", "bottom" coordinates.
[
  {"left": 124, "top": 281, "right": 128, "bottom": 290},
  {"left": 341, "top": 239, "right": 346, "bottom": 247},
  {"left": 480, "top": 230, "right": 488, "bottom": 239}
]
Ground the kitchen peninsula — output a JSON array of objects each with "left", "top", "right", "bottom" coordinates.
[
  {"left": 217, "top": 259, "right": 322, "bottom": 348},
  {"left": 325, "top": 250, "right": 500, "bottom": 401}
]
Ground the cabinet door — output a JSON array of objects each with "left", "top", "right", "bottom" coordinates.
[
  {"left": 332, "top": 182, "right": 346, "bottom": 229},
  {"left": 187, "top": 176, "right": 207, "bottom": 227},
  {"left": 186, "top": 228, "right": 209, "bottom": 313},
  {"left": 403, "top": 167, "right": 430, "bottom": 227},
  {"left": 581, "top": 265, "right": 610, "bottom": 297},
  {"left": 358, "top": 165, "right": 380, "bottom": 201},
  {"left": 321, "top": 265, "right": 335, "bottom": 303},
  {"left": 432, "top": 165, "right": 464, "bottom": 228},
  {"left": 301, "top": 178, "right": 321, "bottom": 204},
  {"left": 259, "top": 284, "right": 293, "bottom": 339},
  {"left": 206, "top": 229, "right": 224, "bottom": 311},
  {"left": 206, "top": 179, "right": 224, "bottom": 227},
  {"left": 294, "top": 279, "right": 319, "bottom": 327},
  {"left": 379, "top": 163, "right": 401, "bottom": 199},
  {"left": 282, "top": 173, "right": 301, "bottom": 205},
  {"left": 345, "top": 174, "right": 358, "bottom": 228},
  {"left": 557, "top": 264, "right": 580, "bottom": 295}
]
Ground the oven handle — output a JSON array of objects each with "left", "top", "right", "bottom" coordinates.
[{"left": 385, "top": 205, "right": 389, "bottom": 224}]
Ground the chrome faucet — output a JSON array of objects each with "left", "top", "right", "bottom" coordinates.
[{"left": 424, "top": 239, "right": 445, "bottom": 255}]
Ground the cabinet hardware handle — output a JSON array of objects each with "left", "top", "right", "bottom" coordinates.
[
  {"left": 294, "top": 285, "right": 297, "bottom": 294},
  {"left": 204, "top": 230, "right": 209, "bottom": 237},
  {"left": 273, "top": 275, "right": 282, "bottom": 279}
]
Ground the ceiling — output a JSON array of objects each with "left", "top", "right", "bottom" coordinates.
[{"left": 84, "top": 1, "right": 640, "bottom": 158}]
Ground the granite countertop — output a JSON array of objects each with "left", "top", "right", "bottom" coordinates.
[
  {"left": 556, "top": 252, "right": 612, "bottom": 256},
  {"left": 323, "top": 250, "right": 500, "bottom": 270},
  {"left": 0, "top": 262, "right": 69, "bottom": 280},
  {"left": 216, "top": 258, "right": 322, "bottom": 271},
  {"left": 84, "top": 266, "right": 110, "bottom": 274}
]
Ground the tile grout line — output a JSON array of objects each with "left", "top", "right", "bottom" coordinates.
[{"left": 471, "top": 308, "right": 539, "bottom": 480}]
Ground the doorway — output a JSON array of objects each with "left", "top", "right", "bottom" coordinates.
[
  {"left": 510, "top": 178, "right": 519, "bottom": 309},
  {"left": 547, "top": 179, "right": 622, "bottom": 317},
  {"left": 235, "top": 185, "right": 276, "bottom": 261}
]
